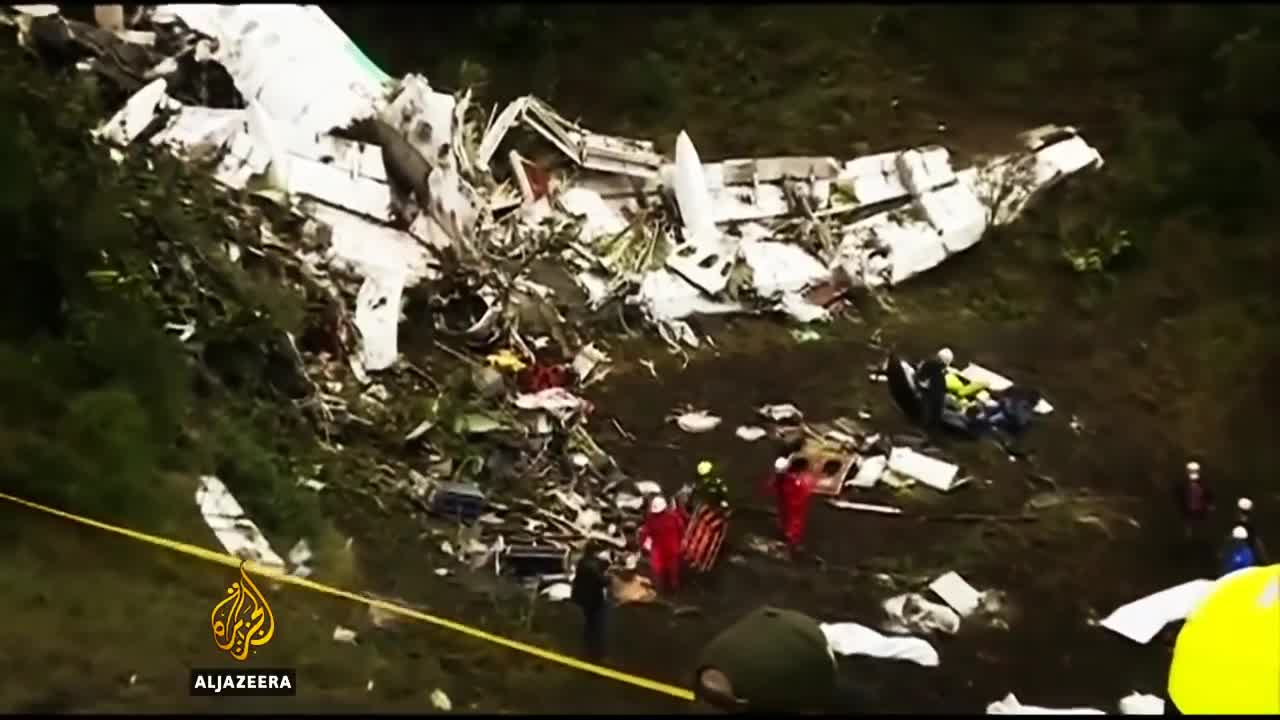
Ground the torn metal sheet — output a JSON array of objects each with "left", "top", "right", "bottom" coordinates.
[
  {"left": 159, "top": 4, "right": 391, "bottom": 137},
  {"left": 888, "top": 447, "right": 965, "bottom": 492},
  {"left": 307, "top": 202, "right": 439, "bottom": 285},
  {"left": 194, "top": 475, "right": 285, "bottom": 568},
  {"left": 848, "top": 455, "right": 887, "bottom": 489},
  {"left": 476, "top": 96, "right": 664, "bottom": 179},
  {"left": 379, "top": 74, "right": 456, "bottom": 171},
  {"left": 978, "top": 127, "right": 1105, "bottom": 226},
  {"left": 820, "top": 621, "right": 939, "bottom": 667},
  {"left": 929, "top": 571, "right": 984, "bottom": 617},
  {"left": 10, "top": 5, "right": 60, "bottom": 17},
  {"left": 735, "top": 425, "right": 767, "bottom": 442},
  {"left": 666, "top": 131, "right": 737, "bottom": 295},
  {"left": 560, "top": 187, "right": 628, "bottom": 243},
  {"left": 285, "top": 134, "right": 395, "bottom": 222},
  {"left": 637, "top": 269, "right": 745, "bottom": 322},
  {"left": 739, "top": 238, "right": 829, "bottom": 299},
  {"left": 353, "top": 269, "right": 405, "bottom": 372},
  {"left": 93, "top": 76, "right": 175, "bottom": 145},
  {"left": 1098, "top": 579, "right": 1215, "bottom": 644}
]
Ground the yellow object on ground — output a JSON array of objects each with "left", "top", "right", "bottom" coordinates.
[
  {"left": 486, "top": 349, "right": 528, "bottom": 373},
  {"left": 1167, "top": 563, "right": 1280, "bottom": 714}
]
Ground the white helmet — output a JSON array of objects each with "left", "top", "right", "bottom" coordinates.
[
  {"left": 774, "top": 457, "right": 790, "bottom": 473},
  {"left": 650, "top": 496, "right": 668, "bottom": 514},
  {"left": 1232, "top": 525, "right": 1249, "bottom": 541},
  {"left": 1238, "top": 497, "right": 1254, "bottom": 512},
  {"left": 937, "top": 347, "right": 955, "bottom": 366},
  {"left": 1186, "top": 461, "right": 1201, "bottom": 477}
]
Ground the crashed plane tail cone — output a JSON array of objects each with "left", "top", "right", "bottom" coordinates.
[{"left": 1167, "top": 563, "right": 1280, "bottom": 714}]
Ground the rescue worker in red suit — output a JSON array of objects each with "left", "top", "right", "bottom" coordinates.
[
  {"left": 639, "top": 495, "right": 687, "bottom": 592},
  {"left": 776, "top": 456, "right": 818, "bottom": 554}
]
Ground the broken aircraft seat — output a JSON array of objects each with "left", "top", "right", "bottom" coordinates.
[{"left": 426, "top": 481, "right": 488, "bottom": 524}]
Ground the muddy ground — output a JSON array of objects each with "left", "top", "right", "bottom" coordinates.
[{"left": 3, "top": 4, "right": 1278, "bottom": 714}]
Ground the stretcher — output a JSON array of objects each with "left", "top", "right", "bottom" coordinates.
[{"left": 681, "top": 503, "right": 729, "bottom": 573}]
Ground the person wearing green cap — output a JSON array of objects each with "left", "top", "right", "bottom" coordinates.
[{"left": 692, "top": 606, "right": 840, "bottom": 713}]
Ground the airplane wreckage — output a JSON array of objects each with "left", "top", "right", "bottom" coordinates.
[{"left": 3, "top": 4, "right": 1105, "bottom": 583}]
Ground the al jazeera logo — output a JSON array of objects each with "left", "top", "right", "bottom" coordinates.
[{"left": 189, "top": 562, "right": 296, "bottom": 697}]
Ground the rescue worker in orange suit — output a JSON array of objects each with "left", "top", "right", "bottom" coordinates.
[
  {"left": 639, "top": 495, "right": 688, "bottom": 592},
  {"left": 777, "top": 456, "right": 818, "bottom": 554}
]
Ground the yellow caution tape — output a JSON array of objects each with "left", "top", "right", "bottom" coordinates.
[{"left": 0, "top": 491, "right": 696, "bottom": 702}]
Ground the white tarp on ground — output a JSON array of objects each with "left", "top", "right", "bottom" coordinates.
[
  {"left": 820, "top": 621, "right": 940, "bottom": 667},
  {"left": 195, "top": 475, "right": 285, "bottom": 567},
  {"left": 1098, "top": 579, "right": 1215, "bottom": 644},
  {"left": 156, "top": 4, "right": 391, "bottom": 138}
]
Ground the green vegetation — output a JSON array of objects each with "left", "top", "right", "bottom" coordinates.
[{"left": 0, "top": 39, "right": 324, "bottom": 540}]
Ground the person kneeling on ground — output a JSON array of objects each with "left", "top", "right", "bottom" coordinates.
[
  {"left": 571, "top": 541, "right": 613, "bottom": 661},
  {"left": 693, "top": 606, "right": 847, "bottom": 713}
]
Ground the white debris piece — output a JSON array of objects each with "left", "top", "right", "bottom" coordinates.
[
  {"left": 758, "top": 403, "right": 804, "bottom": 423},
  {"left": 929, "top": 571, "right": 984, "bottom": 617},
  {"left": 1118, "top": 693, "right": 1165, "bottom": 715},
  {"left": 739, "top": 238, "right": 830, "bottom": 299},
  {"left": 476, "top": 95, "right": 664, "bottom": 179},
  {"left": 735, "top": 425, "right": 768, "bottom": 442},
  {"left": 287, "top": 538, "right": 313, "bottom": 567},
  {"left": 827, "top": 500, "right": 902, "bottom": 515},
  {"left": 540, "top": 582, "right": 572, "bottom": 602},
  {"left": 94, "top": 78, "right": 175, "bottom": 146},
  {"left": 777, "top": 292, "right": 831, "bottom": 324},
  {"left": 634, "top": 480, "right": 662, "bottom": 496},
  {"left": 819, "top": 621, "right": 939, "bottom": 667},
  {"left": 353, "top": 269, "right": 405, "bottom": 372},
  {"left": 332, "top": 625, "right": 359, "bottom": 645},
  {"left": 430, "top": 689, "right": 452, "bottom": 712},
  {"left": 309, "top": 202, "right": 439, "bottom": 284},
  {"left": 514, "top": 388, "right": 589, "bottom": 422},
  {"left": 286, "top": 134, "right": 395, "bottom": 222},
  {"left": 10, "top": 5, "right": 60, "bottom": 17},
  {"left": 666, "top": 131, "right": 738, "bottom": 295},
  {"left": 560, "top": 188, "right": 629, "bottom": 242},
  {"left": 674, "top": 410, "right": 722, "bottom": 433},
  {"left": 614, "top": 492, "right": 644, "bottom": 511},
  {"left": 194, "top": 475, "right": 285, "bottom": 568},
  {"left": 849, "top": 455, "right": 888, "bottom": 489},
  {"left": 427, "top": 686, "right": 453, "bottom": 707},
  {"left": 1098, "top": 579, "right": 1215, "bottom": 644},
  {"left": 380, "top": 74, "right": 455, "bottom": 168},
  {"left": 883, "top": 593, "right": 960, "bottom": 636},
  {"left": 986, "top": 693, "right": 1105, "bottom": 715},
  {"left": 637, "top": 269, "right": 746, "bottom": 322},
  {"left": 887, "top": 447, "right": 963, "bottom": 492},
  {"left": 158, "top": 4, "right": 391, "bottom": 138},
  {"left": 571, "top": 343, "right": 611, "bottom": 384}
]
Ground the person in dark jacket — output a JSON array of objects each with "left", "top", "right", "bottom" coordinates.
[
  {"left": 693, "top": 606, "right": 839, "bottom": 713},
  {"left": 571, "top": 541, "right": 612, "bottom": 661},
  {"left": 1177, "top": 461, "right": 1214, "bottom": 539}
]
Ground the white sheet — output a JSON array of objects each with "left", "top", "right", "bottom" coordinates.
[
  {"left": 819, "top": 621, "right": 939, "bottom": 667},
  {"left": 1098, "top": 579, "right": 1215, "bottom": 644}
]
